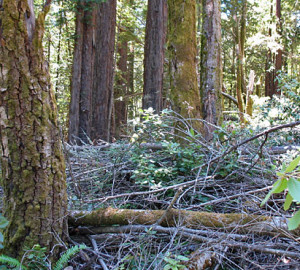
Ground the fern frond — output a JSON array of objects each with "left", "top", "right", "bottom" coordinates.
[
  {"left": 0, "top": 254, "right": 28, "bottom": 270},
  {"left": 53, "top": 244, "right": 87, "bottom": 270}
]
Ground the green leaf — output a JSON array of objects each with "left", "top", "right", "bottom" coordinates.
[
  {"left": 261, "top": 179, "right": 287, "bottom": 206},
  {"left": 288, "top": 209, "right": 300, "bottom": 230},
  {"left": 163, "top": 265, "right": 172, "bottom": 270},
  {"left": 285, "top": 156, "right": 300, "bottom": 173},
  {"left": 287, "top": 178, "right": 300, "bottom": 202},
  {"left": 0, "top": 217, "right": 9, "bottom": 229},
  {"left": 176, "top": 255, "right": 189, "bottom": 261},
  {"left": 284, "top": 193, "right": 293, "bottom": 211},
  {"left": 189, "top": 128, "right": 195, "bottom": 137},
  {"left": 164, "top": 257, "right": 177, "bottom": 265}
]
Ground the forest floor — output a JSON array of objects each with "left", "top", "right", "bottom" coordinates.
[{"left": 65, "top": 117, "right": 300, "bottom": 270}]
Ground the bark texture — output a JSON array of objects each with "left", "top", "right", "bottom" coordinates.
[
  {"left": 0, "top": 0, "right": 67, "bottom": 258},
  {"left": 168, "top": 0, "right": 201, "bottom": 122},
  {"left": 142, "top": 0, "right": 167, "bottom": 113},
  {"left": 69, "top": 0, "right": 116, "bottom": 143},
  {"left": 69, "top": 1, "right": 96, "bottom": 143},
  {"left": 91, "top": 0, "right": 116, "bottom": 142},
  {"left": 200, "top": 0, "right": 223, "bottom": 140}
]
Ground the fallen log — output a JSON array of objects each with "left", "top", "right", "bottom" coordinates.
[{"left": 69, "top": 208, "right": 299, "bottom": 236}]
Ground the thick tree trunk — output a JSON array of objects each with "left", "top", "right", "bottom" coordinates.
[
  {"left": 68, "top": 2, "right": 96, "bottom": 144},
  {"left": 200, "top": 0, "right": 223, "bottom": 139},
  {"left": 168, "top": 0, "right": 201, "bottom": 124},
  {"left": 0, "top": 0, "right": 67, "bottom": 259},
  {"left": 142, "top": 0, "right": 167, "bottom": 113},
  {"left": 91, "top": 0, "right": 116, "bottom": 142}
]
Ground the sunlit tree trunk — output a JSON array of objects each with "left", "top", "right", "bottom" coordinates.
[
  {"left": 200, "top": 0, "right": 223, "bottom": 139},
  {"left": 143, "top": 0, "right": 167, "bottom": 113},
  {"left": 0, "top": 0, "right": 67, "bottom": 259},
  {"left": 168, "top": 0, "right": 201, "bottom": 123}
]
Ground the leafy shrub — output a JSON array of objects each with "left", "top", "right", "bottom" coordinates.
[{"left": 261, "top": 155, "right": 300, "bottom": 230}]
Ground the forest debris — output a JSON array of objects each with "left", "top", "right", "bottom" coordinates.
[
  {"left": 69, "top": 208, "right": 299, "bottom": 236},
  {"left": 184, "top": 250, "right": 215, "bottom": 270}
]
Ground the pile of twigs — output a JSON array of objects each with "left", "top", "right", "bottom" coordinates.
[{"left": 65, "top": 117, "right": 300, "bottom": 269}]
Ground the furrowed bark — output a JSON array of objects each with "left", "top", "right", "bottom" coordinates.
[{"left": 0, "top": 0, "right": 67, "bottom": 259}]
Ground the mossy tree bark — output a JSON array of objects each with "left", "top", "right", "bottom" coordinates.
[
  {"left": 0, "top": 0, "right": 67, "bottom": 259},
  {"left": 200, "top": 0, "right": 223, "bottom": 140},
  {"left": 142, "top": 0, "right": 167, "bottom": 113},
  {"left": 167, "top": 0, "right": 202, "bottom": 124}
]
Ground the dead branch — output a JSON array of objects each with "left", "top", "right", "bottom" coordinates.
[
  {"left": 69, "top": 208, "right": 298, "bottom": 236},
  {"left": 222, "top": 92, "right": 238, "bottom": 106},
  {"left": 83, "top": 176, "right": 213, "bottom": 204}
]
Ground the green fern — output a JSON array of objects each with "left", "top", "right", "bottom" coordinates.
[
  {"left": 0, "top": 254, "right": 28, "bottom": 270},
  {"left": 53, "top": 245, "right": 86, "bottom": 270}
]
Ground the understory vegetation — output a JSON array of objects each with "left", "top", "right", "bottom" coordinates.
[{"left": 60, "top": 90, "right": 299, "bottom": 269}]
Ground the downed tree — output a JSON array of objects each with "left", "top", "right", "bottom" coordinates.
[{"left": 69, "top": 208, "right": 299, "bottom": 236}]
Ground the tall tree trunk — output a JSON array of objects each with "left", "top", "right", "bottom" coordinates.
[
  {"left": 0, "top": 0, "right": 67, "bottom": 259},
  {"left": 200, "top": 0, "right": 223, "bottom": 139},
  {"left": 274, "top": 0, "right": 282, "bottom": 94},
  {"left": 91, "top": 0, "right": 116, "bottom": 142},
  {"left": 127, "top": 42, "right": 135, "bottom": 120},
  {"left": 168, "top": 0, "right": 201, "bottom": 125},
  {"left": 114, "top": 31, "right": 128, "bottom": 139},
  {"left": 235, "top": 0, "right": 246, "bottom": 123},
  {"left": 265, "top": 2, "right": 275, "bottom": 97},
  {"left": 142, "top": 0, "right": 167, "bottom": 113},
  {"left": 68, "top": 1, "right": 96, "bottom": 144}
]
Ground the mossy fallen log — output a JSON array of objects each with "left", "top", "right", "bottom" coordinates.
[{"left": 69, "top": 208, "right": 298, "bottom": 236}]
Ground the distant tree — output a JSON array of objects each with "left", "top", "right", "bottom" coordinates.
[
  {"left": 142, "top": 0, "right": 167, "bottom": 113},
  {"left": 168, "top": 0, "right": 202, "bottom": 121},
  {"left": 69, "top": 0, "right": 116, "bottom": 143},
  {"left": 0, "top": 0, "right": 67, "bottom": 259},
  {"left": 69, "top": 0, "right": 96, "bottom": 143},
  {"left": 235, "top": 0, "right": 247, "bottom": 123},
  {"left": 200, "top": 0, "right": 223, "bottom": 139},
  {"left": 114, "top": 29, "right": 129, "bottom": 139},
  {"left": 91, "top": 0, "right": 116, "bottom": 142}
]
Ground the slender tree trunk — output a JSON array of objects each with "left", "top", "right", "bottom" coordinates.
[
  {"left": 91, "top": 0, "right": 116, "bottom": 142},
  {"left": 0, "top": 0, "right": 67, "bottom": 259},
  {"left": 265, "top": 2, "right": 275, "bottom": 97},
  {"left": 142, "top": 0, "right": 167, "bottom": 113},
  {"left": 127, "top": 42, "right": 135, "bottom": 120},
  {"left": 235, "top": 0, "right": 247, "bottom": 123},
  {"left": 114, "top": 31, "right": 128, "bottom": 139},
  {"left": 200, "top": 0, "right": 223, "bottom": 139},
  {"left": 274, "top": 0, "right": 282, "bottom": 94}
]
